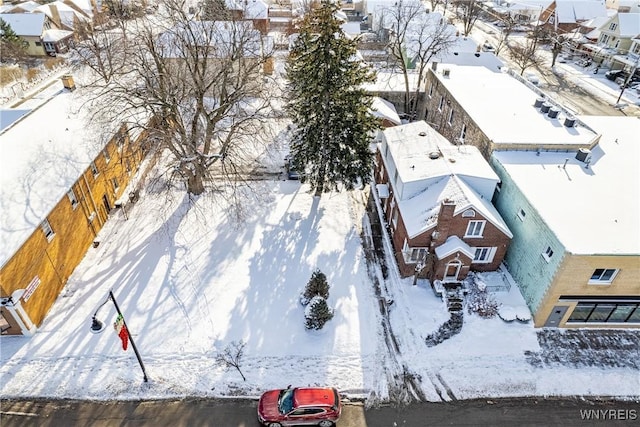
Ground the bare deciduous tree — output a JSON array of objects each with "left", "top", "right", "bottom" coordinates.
[
  {"left": 215, "top": 340, "right": 247, "bottom": 381},
  {"left": 508, "top": 39, "right": 542, "bottom": 75},
  {"left": 383, "top": 2, "right": 458, "bottom": 119},
  {"left": 451, "top": 0, "right": 482, "bottom": 36},
  {"left": 72, "top": 0, "right": 277, "bottom": 196}
]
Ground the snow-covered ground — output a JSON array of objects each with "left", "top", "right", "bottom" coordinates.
[{"left": 1, "top": 171, "right": 638, "bottom": 403}]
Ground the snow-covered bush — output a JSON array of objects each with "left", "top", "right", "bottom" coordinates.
[
  {"left": 466, "top": 281, "right": 499, "bottom": 318},
  {"left": 304, "top": 295, "right": 334, "bottom": 330},
  {"left": 300, "top": 269, "right": 330, "bottom": 306}
]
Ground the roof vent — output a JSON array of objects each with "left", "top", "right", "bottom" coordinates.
[
  {"left": 547, "top": 107, "right": 560, "bottom": 119},
  {"left": 564, "top": 116, "right": 576, "bottom": 127},
  {"left": 576, "top": 148, "right": 592, "bottom": 163},
  {"left": 540, "top": 102, "right": 551, "bottom": 114},
  {"left": 429, "top": 151, "right": 440, "bottom": 159},
  {"left": 442, "top": 69, "right": 450, "bottom": 77},
  {"left": 533, "top": 97, "right": 544, "bottom": 108},
  {"left": 419, "top": 131, "right": 427, "bottom": 136}
]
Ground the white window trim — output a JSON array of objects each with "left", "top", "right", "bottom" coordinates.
[
  {"left": 392, "top": 209, "right": 399, "bottom": 229},
  {"left": 438, "top": 96, "right": 444, "bottom": 111},
  {"left": 67, "top": 189, "right": 78, "bottom": 209},
  {"left": 542, "top": 246, "right": 554, "bottom": 263},
  {"left": 447, "top": 109, "right": 454, "bottom": 125},
  {"left": 517, "top": 209, "right": 526, "bottom": 221},
  {"left": 462, "top": 209, "right": 475, "bottom": 218},
  {"left": 465, "top": 220, "right": 486, "bottom": 238},
  {"left": 41, "top": 219, "right": 55, "bottom": 242},
  {"left": 472, "top": 247, "right": 496, "bottom": 263},
  {"left": 103, "top": 149, "right": 111, "bottom": 163},
  {"left": 588, "top": 269, "right": 619, "bottom": 285},
  {"left": 90, "top": 162, "right": 99, "bottom": 177}
]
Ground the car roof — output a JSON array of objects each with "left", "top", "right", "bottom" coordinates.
[{"left": 293, "top": 387, "right": 336, "bottom": 408}]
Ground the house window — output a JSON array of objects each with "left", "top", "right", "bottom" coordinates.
[
  {"left": 608, "top": 22, "right": 617, "bottom": 31},
  {"left": 41, "top": 219, "right": 55, "bottom": 241},
  {"left": 465, "top": 220, "right": 485, "bottom": 237},
  {"left": 67, "top": 189, "right": 78, "bottom": 209},
  {"left": 588, "top": 269, "right": 618, "bottom": 284},
  {"left": 112, "top": 178, "right": 120, "bottom": 191},
  {"left": 35, "top": 41, "right": 42, "bottom": 46},
  {"left": 90, "top": 161, "right": 99, "bottom": 177},
  {"left": 462, "top": 209, "right": 475, "bottom": 218},
  {"left": 409, "top": 248, "right": 428, "bottom": 262},
  {"left": 517, "top": 209, "right": 526, "bottom": 221},
  {"left": 448, "top": 109, "right": 454, "bottom": 125},
  {"left": 438, "top": 96, "right": 444, "bottom": 111},
  {"left": 429, "top": 84, "right": 434, "bottom": 97},
  {"left": 473, "top": 247, "right": 496, "bottom": 263},
  {"left": 459, "top": 124, "right": 466, "bottom": 142},
  {"left": 103, "top": 149, "right": 111, "bottom": 163},
  {"left": 542, "top": 246, "right": 554, "bottom": 262},
  {"left": 392, "top": 209, "right": 399, "bottom": 229}
]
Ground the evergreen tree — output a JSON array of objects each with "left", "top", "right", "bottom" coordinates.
[
  {"left": 304, "top": 296, "right": 334, "bottom": 330},
  {"left": 286, "top": 1, "right": 380, "bottom": 197},
  {"left": 300, "top": 268, "right": 330, "bottom": 305},
  {"left": 0, "top": 18, "right": 27, "bottom": 62}
]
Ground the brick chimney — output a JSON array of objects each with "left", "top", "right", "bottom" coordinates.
[{"left": 432, "top": 199, "right": 456, "bottom": 247}]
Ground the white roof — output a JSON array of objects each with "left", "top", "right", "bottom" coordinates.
[
  {"left": 432, "top": 64, "right": 599, "bottom": 148},
  {"left": 434, "top": 51, "right": 504, "bottom": 72},
  {"left": 615, "top": 13, "right": 640, "bottom": 37},
  {"left": 366, "top": 72, "right": 423, "bottom": 92},
  {"left": 3, "top": 1, "right": 42, "bottom": 13},
  {"left": 0, "top": 13, "right": 45, "bottom": 36},
  {"left": 371, "top": 97, "right": 401, "bottom": 125},
  {"left": 492, "top": 116, "right": 640, "bottom": 255},
  {"left": 0, "top": 81, "right": 108, "bottom": 267},
  {"left": 434, "top": 235, "right": 474, "bottom": 260},
  {"left": 382, "top": 121, "right": 511, "bottom": 239},
  {"left": 556, "top": 0, "right": 607, "bottom": 23},
  {"left": 42, "top": 28, "right": 74, "bottom": 42},
  {"left": 35, "top": 2, "right": 90, "bottom": 30}
]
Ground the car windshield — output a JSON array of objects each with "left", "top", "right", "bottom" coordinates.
[{"left": 278, "top": 388, "right": 294, "bottom": 414}]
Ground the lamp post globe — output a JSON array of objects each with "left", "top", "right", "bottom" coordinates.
[{"left": 90, "top": 316, "right": 106, "bottom": 334}]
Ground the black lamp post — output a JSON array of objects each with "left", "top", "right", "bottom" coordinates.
[{"left": 90, "top": 290, "right": 148, "bottom": 382}]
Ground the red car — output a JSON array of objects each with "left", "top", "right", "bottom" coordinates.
[{"left": 257, "top": 386, "right": 342, "bottom": 427}]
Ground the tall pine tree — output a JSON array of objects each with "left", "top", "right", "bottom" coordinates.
[{"left": 286, "top": 1, "right": 380, "bottom": 197}]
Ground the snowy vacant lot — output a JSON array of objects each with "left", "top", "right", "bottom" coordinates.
[{"left": 2, "top": 178, "right": 638, "bottom": 403}]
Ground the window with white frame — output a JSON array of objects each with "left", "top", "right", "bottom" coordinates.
[
  {"left": 429, "top": 84, "right": 434, "bottom": 97},
  {"left": 608, "top": 22, "right": 617, "bottom": 31},
  {"left": 438, "top": 96, "right": 444, "bottom": 111},
  {"left": 103, "top": 149, "right": 110, "bottom": 163},
  {"left": 403, "top": 239, "right": 427, "bottom": 263},
  {"left": 112, "top": 177, "right": 120, "bottom": 191},
  {"left": 67, "top": 189, "right": 78, "bottom": 209},
  {"left": 542, "top": 246, "right": 554, "bottom": 262},
  {"left": 448, "top": 109, "right": 454, "bottom": 125},
  {"left": 517, "top": 208, "right": 526, "bottom": 221},
  {"left": 462, "top": 209, "right": 475, "bottom": 218},
  {"left": 378, "top": 164, "right": 384, "bottom": 181},
  {"left": 459, "top": 124, "right": 466, "bottom": 142},
  {"left": 41, "top": 219, "right": 55, "bottom": 241},
  {"left": 473, "top": 247, "right": 496, "bottom": 263},
  {"left": 392, "top": 209, "right": 399, "bottom": 229},
  {"left": 465, "top": 220, "right": 485, "bottom": 237},
  {"left": 90, "top": 161, "right": 99, "bottom": 177},
  {"left": 588, "top": 269, "right": 618, "bottom": 285}
]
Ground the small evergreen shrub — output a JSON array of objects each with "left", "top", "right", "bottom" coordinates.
[
  {"left": 466, "top": 281, "right": 499, "bottom": 319},
  {"left": 304, "top": 296, "right": 334, "bottom": 330},
  {"left": 300, "top": 269, "right": 330, "bottom": 306}
]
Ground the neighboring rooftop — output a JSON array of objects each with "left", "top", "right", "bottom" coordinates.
[
  {"left": 430, "top": 64, "right": 600, "bottom": 150},
  {"left": 0, "top": 78, "right": 108, "bottom": 267},
  {"left": 492, "top": 115, "right": 640, "bottom": 255}
]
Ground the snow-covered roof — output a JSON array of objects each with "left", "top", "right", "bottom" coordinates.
[
  {"left": 0, "top": 13, "right": 45, "bottom": 37},
  {"left": 615, "top": 13, "right": 640, "bottom": 37},
  {"left": 2, "top": 1, "right": 42, "bottom": 13},
  {"left": 431, "top": 64, "right": 599, "bottom": 148},
  {"left": 35, "top": 2, "right": 90, "bottom": 31},
  {"left": 0, "top": 80, "right": 110, "bottom": 268},
  {"left": 434, "top": 51, "right": 504, "bottom": 72},
  {"left": 434, "top": 235, "right": 474, "bottom": 260},
  {"left": 371, "top": 97, "right": 401, "bottom": 125},
  {"left": 63, "top": 0, "right": 95, "bottom": 18},
  {"left": 243, "top": 0, "right": 268, "bottom": 19},
  {"left": 381, "top": 121, "right": 511, "bottom": 239},
  {"left": 556, "top": 0, "right": 607, "bottom": 23},
  {"left": 365, "top": 72, "right": 423, "bottom": 93},
  {"left": 492, "top": 115, "right": 640, "bottom": 255},
  {"left": 42, "top": 28, "right": 74, "bottom": 42},
  {"left": 341, "top": 21, "right": 361, "bottom": 37}
]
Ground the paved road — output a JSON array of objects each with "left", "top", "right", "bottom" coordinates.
[{"left": 1, "top": 398, "right": 638, "bottom": 426}]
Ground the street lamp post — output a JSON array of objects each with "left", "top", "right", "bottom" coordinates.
[{"left": 91, "top": 290, "right": 149, "bottom": 382}]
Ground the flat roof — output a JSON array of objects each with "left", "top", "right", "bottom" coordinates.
[
  {"left": 492, "top": 116, "right": 640, "bottom": 255},
  {"left": 431, "top": 64, "right": 599, "bottom": 148},
  {"left": 0, "top": 80, "right": 107, "bottom": 267}
]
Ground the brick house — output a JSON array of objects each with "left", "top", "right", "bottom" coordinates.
[
  {"left": 374, "top": 120, "right": 512, "bottom": 283},
  {"left": 0, "top": 76, "right": 149, "bottom": 335}
]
